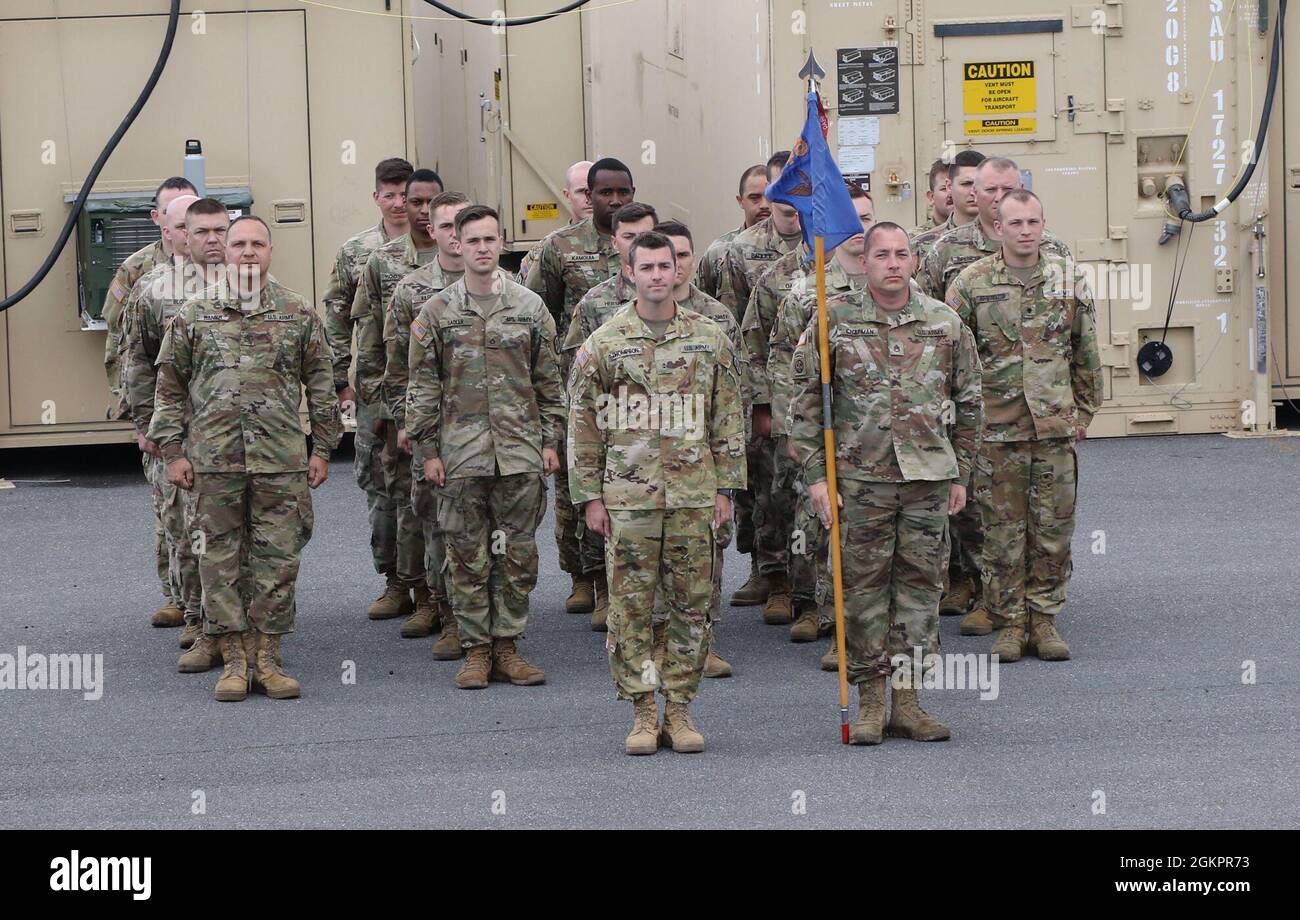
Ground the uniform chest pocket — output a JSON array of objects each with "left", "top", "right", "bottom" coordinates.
[
  {"left": 657, "top": 354, "right": 702, "bottom": 395},
  {"left": 612, "top": 354, "right": 654, "bottom": 393},
  {"left": 836, "top": 332, "right": 886, "bottom": 385},
  {"left": 985, "top": 298, "right": 1023, "bottom": 344},
  {"left": 912, "top": 332, "right": 952, "bottom": 381},
  {"left": 443, "top": 322, "right": 481, "bottom": 366},
  {"left": 489, "top": 320, "right": 532, "bottom": 353},
  {"left": 201, "top": 327, "right": 240, "bottom": 369}
]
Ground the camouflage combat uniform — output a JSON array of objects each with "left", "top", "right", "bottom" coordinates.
[
  {"left": 383, "top": 258, "right": 486, "bottom": 606},
  {"left": 406, "top": 278, "right": 565, "bottom": 648},
  {"left": 740, "top": 243, "right": 812, "bottom": 592},
  {"left": 524, "top": 217, "right": 619, "bottom": 580},
  {"left": 124, "top": 260, "right": 208, "bottom": 626},
  {"left": 695, "top": 224, "right": 744, "bottom": 300},
  {"left": 919, "top": 220, "right": 1072, "bottom": 597},
  {"left": 104, "top": 238, "right": 168, "bottom": 420},
  {"left": 568, "top": 304, "right": 746, "bottom": 703},
  {"left": 322, "top": 222, "right": 397, "bottom": 581},
  {"left": 353, "top": 234, "right": 433, "bottom": 594},
  {"left": 767, "top": 256, "right": 865, "bottom": 626},
  {"left": 910, "top": 213, "right": 938, "bottom": 236},
  {"left": 149, "top": 278, "right": 341, "bottom": 636},
  {"left": 909, "top": 215, "right": 955, "bottom": 278},
  {"left": 946, "top": 250, "right": 1102, "bottom": 628},
  {"left": 790, "top": 288, "right": 982, "bottom": 684},
  {"left": 716, "top": 217, "right": 801, "bottom": 572}
]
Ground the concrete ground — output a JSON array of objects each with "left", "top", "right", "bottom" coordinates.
[{"left": 0, "top": 433, "right": 1297, "bottom": 829}]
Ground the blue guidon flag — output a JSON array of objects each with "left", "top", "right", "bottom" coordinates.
[{"left": 766, "top": 91, "right": 864, "bottom": 257}]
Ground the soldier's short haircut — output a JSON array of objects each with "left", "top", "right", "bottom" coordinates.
[
  {"left": 628, "top": 230, "right": 676, "bottom": 268},
  {"left": 406, "top": 168, "right": 444, "bottom": 194},
  {"left": 655, "top": 220, "right": 696, "bottom": 249},
  {"left": 229, "top": 214, "right": 271, "bottom": 239},
  {"left": 863, "top": 221, "right": 910, "bottom": 252},
  {"left": 998, "top": 189, "right": 1043, "bottom": 216},
  {"left": 154, "top": 176, "right": 198, "bottom": 205},
  {"left": 928, "top": 159, "right": 949, "bottom": 190},
  {"left": 611, "top": 202, "right": 658, "bottom": 231},
  {"left": 430, "top": 191, "right": 472, "bottom": 214},
  {"left": 374, "top": 157, "right": 414, "bottom": 190},
  {"left": 767, "top": 150, "right": 792, "bottom": 175},
  {"left": 184, "top": 197, "right": 231, "bottom": 224},
  {"left": 738, "top": 164, "right": 767, "bottom": 196},
  {"left": 947, "top": 149, "right": 986, "bottom": 181},
  {"left": 588, "top": 158, "right": 634, "bottom": 190},
  {"left": 846, "top": 179, "right": 872, "bottom": 201},
  {"left": 978, "top": 156, "right": 1020, "bottom": 177},
  {"left": 454, "top": 204, "right": 500, "bottom": 237}
]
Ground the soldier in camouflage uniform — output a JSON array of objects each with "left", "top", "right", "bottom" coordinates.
[
  {"left": 919, "top": 157, "right": 1073, "bottom": 634},
  {"left": 910, "top": 158, "right": 953, "bottom": 237},
  {"left": 515, "top": 160, "right": 592, "bottom": 284},
  {"left": 352, "top": 169, "right": 443, "bottom": 630},
  {"left": 321, "top": 157, "right": 413, "bottom": 621},
  {"left": 743, "top": 183, "right": 874, "bottom": 634},
  {"left": 569, "top": 230, "right": 746, "bottom": 756},
  {"left": 102, "top": 177, "right": 196, "bottom": 628},
  {"left": 525, "top": 158, "right": 632, "bottom": 619},
  {"left": 150, "top": 216, "right": 341, "bottom": 702},
  {"left": 763, "top": 187, "right": 873, "bottom": 659},
  {"left": 557, "top": 202, "right": 657, "bottom": 631},
  {"left": 125, "top": 197, "right": 230, "bottom": 671},
  {"left": 104, "top": 177, "right": 197, "bottom": 423},
  {"left": 407, "top": 206, "right": 565, "bottom": 691},
  {"left": 911, "top": 149, "right": 984, "bottom": 275},
  {"left": 792, "top": 223, "right": 982, "bottom": 746},
  {"left": 653, "top": 221, "right": 752, "bottom": 682},
  {"left": 695, "top": 162, "right": 773, "bottom": 299},
  {"left": 383, "top": 191, "right": 473, "bottom": 654},
  {"left": 945, "top": 191, "right": 1102, "bottom": 663},
  {"left": 717, "top": 191, "right": 803, "bottom": 610}
]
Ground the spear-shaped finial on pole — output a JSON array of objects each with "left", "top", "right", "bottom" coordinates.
[{"left": 799, "top": 48, "right": 826, "bottom": 91}]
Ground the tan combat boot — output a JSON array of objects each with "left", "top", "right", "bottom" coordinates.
[
  {"left": 177, "top": 617, "right": 203, "bottom": 649},
  {"left": 660, "top": 701, "right": 705, "bottom": 753},
  {"left": 789, "top": 603, "right": 820, "bottom": 642},
  {"left": 730, "top": 558, "right": 769, "bottom": 607},
  {"left": 762, "top": 572, "right": 793, "bottom": 625},
  {"left": 703, "top": 647, "right": 732, "bottom": 679},
  {"left": 566, "top": 576, "right": 595, "bottom": 615},
  {"left": 820, "top": 640, "right": 839, "bottom": 672},
  {"left": 214, "top": 632, "right": 249, "bottom": 702},
  {"left": 400, "top": 585, "right": 438, "bottom": 638},
  {"left": 624, "top": 693, "right": 660, "bottom": 756},
  {"left": 432, "top": 610, "right": 464, "bottom": 661},
  {"left": 590, "top": 576, "right": 609, "bottom": 632},
  {"left": 960, "top": 605, "right": 998, "bottom": 636},
  {"left": 940, "top": 575, "right": 974, "bottom": 616},
  {"left": 177, "top": 634, "right": 223, "bottom": 673},
  {"left": 367, "top": 580, "right": 412, "bottom": 621},
  {"left": 151, "top": 602, "right": 184, "bottom": 628},
  {"left": 887, "top": 686, "right": 951, "bottom": 741},
  {"left": 490, "top": 638, "right": 546, "bottom": 686},
  {"left": 849, "top": 675, "right": 888, "bottom": 745},
  {"left": 991, "top": 619, "right": 1028, "bottom": 663},
  {"left": 1029, "top": 612, "right": 1071, "bottom": 661},
  {"left": 250, "top": 633, "right": 300, "bottom": 699},
  {"left": 455, "top": 644, "right": 492, "bottom": 689}
]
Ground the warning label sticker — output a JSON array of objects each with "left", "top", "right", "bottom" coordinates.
[
  {"left": 526, "top": 202, "right": 560, "bottom": 221},
  {"left": 963, "top": 60, "right": 1037, "bottom": 135},
  {"left": 965, "top": 117, "right": 1038, "bottom": 136}
]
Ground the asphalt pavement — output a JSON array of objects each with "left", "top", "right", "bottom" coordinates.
[{"left": 1, "top": 433, "right": 1297, "bottom": 829}]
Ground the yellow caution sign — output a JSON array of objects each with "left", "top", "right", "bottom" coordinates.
[
  {"left": 526, "top": 202, "right": 560, "bottom": 221},
  {"left": 965, "top": 117, "right": 1038, "bottom": 136},
  {"left": 963, "top": 60, "right": 1036, "bottom": 135}
]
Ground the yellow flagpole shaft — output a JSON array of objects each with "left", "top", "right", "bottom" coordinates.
[{"left": 814, "top": 236, "right": 851, "bottom": 742}]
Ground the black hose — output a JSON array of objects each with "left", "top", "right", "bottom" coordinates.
[
  {"left": 1167, "top": 0, "right": 1286, "bottom": 222},
  {"left": 419, "top": 0, "right": 593, "bottom": 28},
  {"left": 0, "top": 0, "right": 182, "bottom": 314}
]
